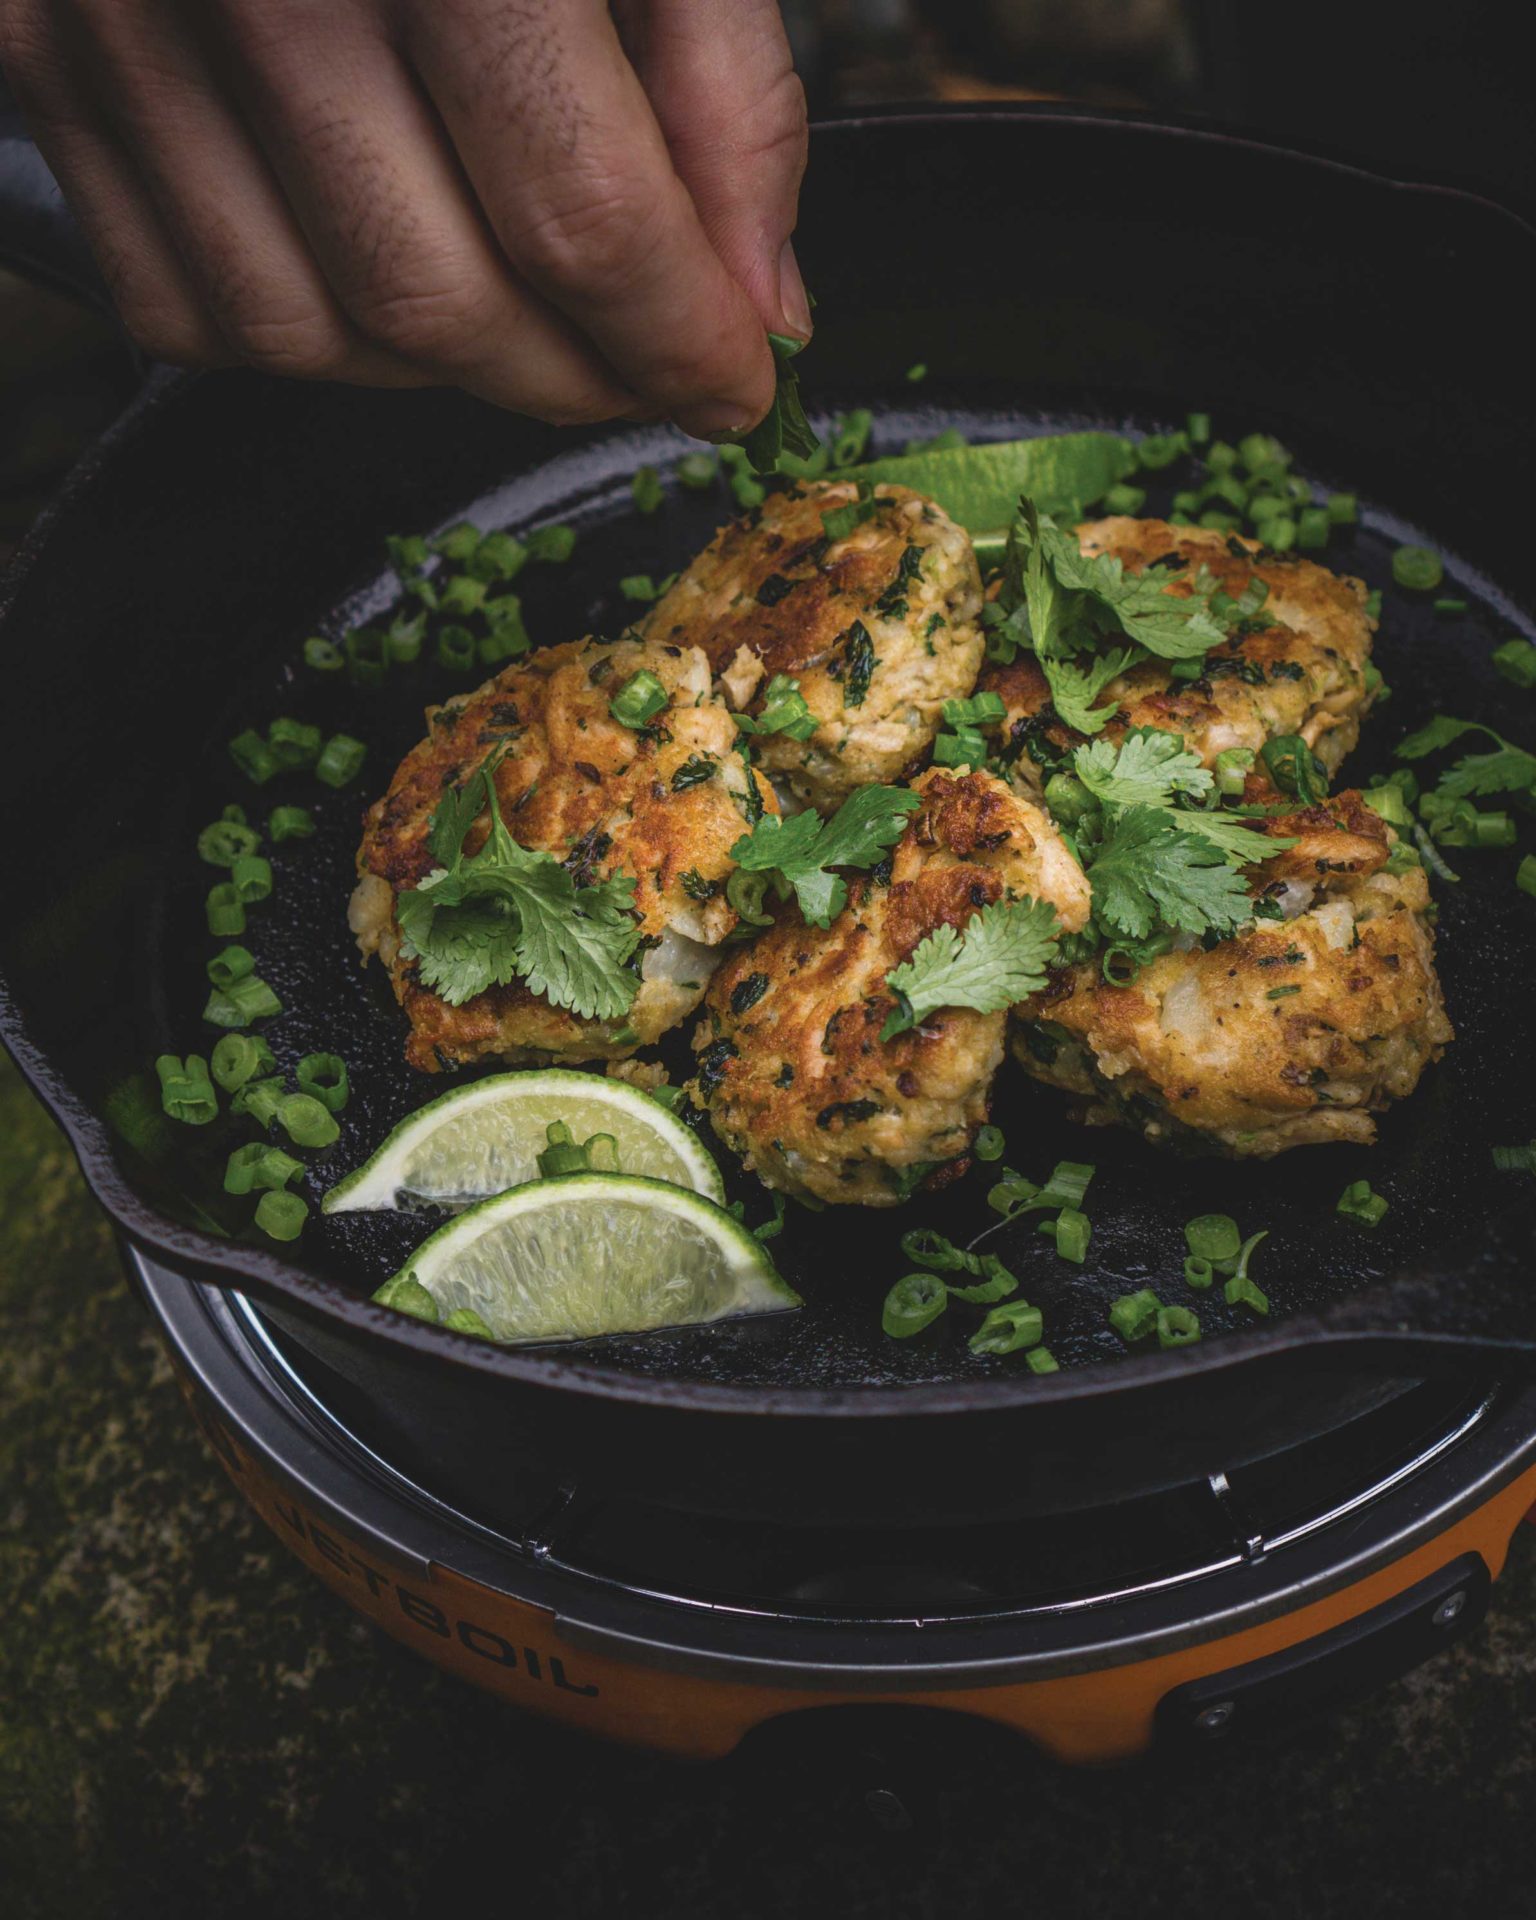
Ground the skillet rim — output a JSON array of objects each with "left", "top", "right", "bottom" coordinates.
[{"left": 2, "top": 103, "right": 1534, "bottom": 1415}]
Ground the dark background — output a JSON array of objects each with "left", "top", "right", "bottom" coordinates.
[{"left": 3, "top": 4, "right": 1534, "bottom": 1916}]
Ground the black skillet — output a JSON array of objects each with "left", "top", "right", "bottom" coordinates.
[{"left": 3, "top": 104, "right": 1536, "bottom": 1530}]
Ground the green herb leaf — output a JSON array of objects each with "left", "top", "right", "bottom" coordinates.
[
  {"left": 729, "top": 786, "right": 921, "bottom": 927},
  {"left": 1086, "top": 807, "right": 1254, "bottom": 942},
  {"left": 881, "top": 897, "right": 1061, "bottom": 1039}
]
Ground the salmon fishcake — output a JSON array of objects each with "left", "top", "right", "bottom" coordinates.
[
  {"left": 982, "top": 517, "right": 1376, "bottom": 793},
  {"left": 689, "top": 769, "right": 1091, "bottom": 1207},
  {"left": 352, "top": 634, "right": 775, "bottom": 1072},
  {"left": 643, "top": 479, "right": 984, "bottom": 813},
  {"left": 1012, "top": 794, "right": 1451, "bottom": 1156}
]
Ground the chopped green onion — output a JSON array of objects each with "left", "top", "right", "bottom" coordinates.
[
  {"left": 1135, "top": 432, "right": 1187, "bottom": 471},
  {"left": 207, "top": 944, "right": 255, "bottom": 989},
  {"left": 1025, "top": 1346, "right": 1059, "bottom": 1375},
  {"left": 610, "top": 670, "right": 669, "bottom": 729},
  {"left": 1213, "top": 747, "right": 1255, "bottom": 797},
  {"left": 316, "top": 734, "right": 366, "bottom": 788},
  {"left": 974, "top": 1124, "right": 1005, "bottom": 1162},
  {"left": 304, "top": 636, "right": 344, "bottom": 672},
  {"left": 632, "top": 466, "right": 664, "bottom": 514},
  {"left": 1337, "top": 1179, "right": 1389, "bottom": 1228},
  {"left": 255, "top": 1190, "right": 308, "bottom": 1242},
  {"left": 1362, "top": 784, "right": 1413, "bottom": 831},
  {"left": 373, "top": 1272, "right": 439, "bottom": 1321},
  {"left": 1201, "top": 471, "right": 1249, "bottom": 510},
  {"left": 1392, "top": 545, "right": 1443, "bottom": 592},
  {"left": 439, "top": 573, "right": 487, "bottom": 618},
  {"left": 224, "top": 1142, "right": 304, "bottom": 1195},
  {"left": 385, "top": 612, "right": 426, "bottom": 664},
  {"left": 1226, "top": 1230, "right": 1268, "bottom": 1294},
  {"left": 296, "top": 1052, "right": 349, "bottom": 1112},
  {"left": 620, "top": 574, "right": 659, "bottom": 603},
  {"left": 206, "top": 884, "right": 245, "bottom": 937},
  {"left": 899, "top": 1227, "right": 974, "bottom": 1273},
  {"left": 1109, "top": 1289, "right": 1161, "bottom": 1342},
  {"left": 905, "top": 362, "right": 928, "bottom": 383},
  {"left": 433, "top": 521, "right": 481, "bottom": 562},
  {"left": 1043, "top": 771, "right": 1094, "bottom": 827},
  {"left": 268, "top": 717, "right": 322, "bottom": 767},
  {"left": 1266, "top": 984, "right": 1301, "bottom": 1000},
  {"left": 443, "top": 1307, "right": 495, "bottom": 1338},
  {"left": 1261, "top": 734, "right": 1327, "bottom": 803},
  {"left": 1326, "top": 492, "right": 1357, "bottom": 525},
  {"left": 1157, "top": 1305, "right": 1201, "bottom": 1349},
  {"left": 387, "top": 531, "right": 430, "bottom": 576},
  {"left": 198, "top": 817, "right": 262, "bottom": 868},
  {"left": 203, "top": 974, "right": 282, "bottom": 1028},
  {"left": 1492, "top": 640, "right": 1536, "bottom": 689},
  {"left": 154, "top": 1053, "right": 218, "bottom": 1125},
  {"left": 436, "top": 623, "right": 476, "bottom": 672},
  {"left": 1053, "top": 1208, "right": 1091, "bottom": 1264},
  {"left": 1297, "top": 506, "right": 1331, "bottom": 550},
  {"left": 829, "top": 410, "right": 873, "bottom": 468},
  {"left": 229, "top": 729, "right": 279, "bottom": 784},
  {"left": 268, "top": 805, "right": 315, "bottom": 843},
  {"left": 1205, "top": 440, "right": 1238, "bottom": 471},
  {"left": 277, "top": 1092, "right": 340, "bottom": 1149},
  {"left": 676, "top": 452, "right": 717, "bottom": 490},
  {"left": 1433, "top": 597, "right": 1468, "bottom": 615},
  {"left": 1198, "top": 510, "right": 1240, "bottom": 534},
  {"left": 1257, "top": 514, "right": 1297, "bottom": 553},
  {"left": 525, "top": 524, "right": 577, "bottom": 564},
  {"left": 1171, "top": 489, "right": 1202, "bottom": 515},
  {"left": 1186, "top": 411, "right": 1211, "bottom": 444},
  {"left": 210, "top": 1033, "right": 273, "bottom": 1091},
  {"left": 345, "top": 627, "right": 387, "bottom": 687},
  {"left": 1365, "top": 589, "right": 1384, "bottom": 622},
  {"left": 1492, "top": 1141, "right": 1536, "bottom": 1173},
  {"left": 470, "top": 530, "right": 527, "bottom": 582},
  {"left": 231, "top": 854, "right": 272, "bottom": 903},
  {"left": 946, "top": 1256, "right": 1018, "bottom": 1306},
  {"left": 882, "top": 1272, "right": 948, "bottom": 1338},
  {"left": 1238, "top": 433, "right": 1289, "bottom": 473},
  {"left": 231, "top": 1076, "right": 286, "bottom": 1127},
  {"left": 1224, "top": 1274, "right": 1269, "bottom": 1314},
  {"left": 969, "top": 1300, "right": 1043, "bottom": 1356},
  {"left": 1185, "top": 1214, "right": 1240, "bottom": 1264},
  {"left": 1103, "top": 482, "right": 1147, "bottom": 516},
  {"left": 1518, "top": 855, "right": 1536, "bottom": 898},
  {"left": 1184, "top": 1256, "right": 1214, "bottom": 1290}
]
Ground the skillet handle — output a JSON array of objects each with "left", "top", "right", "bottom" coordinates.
[{"left": 0, "top": 104, "right": 113, "bottom": 313}]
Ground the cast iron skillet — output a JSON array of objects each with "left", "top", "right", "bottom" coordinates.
[{"left": 3, "top": 106, "right": 1536, "bottom": 1529}]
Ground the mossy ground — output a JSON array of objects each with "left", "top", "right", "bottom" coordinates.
[{"left": 4, "top": 1051, "right": 1536, "bottom": 1919}]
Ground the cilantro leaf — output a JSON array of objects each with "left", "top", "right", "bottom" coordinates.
[
  {"left": 397, "top": 766, "right": 640, "bottom": 1016},
  {"left": 1086, "top": 807, "right": 1253, "bottom": 941},
  {"left": 1394, "top": 716, "right": 1501, "bottom": 761},
  {"left": 733, "top": 332, "right": 820, "bottom": 473},
  {"left": 882, "top": 897, "right": 1062, "bottom": 1040},
  {"left": 729, "top": 786, "right": 921, "bottom": 927},
  {"left": 1041, "top": 646, "right": 1141, "bottom": 736},
  {"left": 1074, "top": 729, "right": 1212, "bottom": 808}
]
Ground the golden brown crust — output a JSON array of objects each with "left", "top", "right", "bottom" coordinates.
[
  {"left": 644, "top": 480, "right": 984, "bottom": 811},
  {"left": 1013, "top": 860, "right": 1451, "bottom": 1157},
  {"left": 981, "top": 517, "right": 1376, "bottom": 790},
  {"left": 353, "top": 634, "right": 775, "bottom": 1073},
  {"left": 689, "top": 769, "right": 1091, "bottom": 1205}
]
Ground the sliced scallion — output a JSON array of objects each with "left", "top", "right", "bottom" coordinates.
[
  {"left": 882, "top": 1271, "right": 948, "bottom": 1338},
  {"left": 296, "top": 1052, "right": 349, "bottom": 1113},
  {"left": 316, "top": 734, "right": 366, "bottom": 788},
  {"left": 255, "top": 1190, "right": 308, "bottom": 1241}
]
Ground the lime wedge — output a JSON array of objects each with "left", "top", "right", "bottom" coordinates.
[
  {"left": 323, "top": 1070, "right": 722, "bottom": 1214},
  {"left": 378, "top": 1173, "right": 800, "bottom": 1343}
]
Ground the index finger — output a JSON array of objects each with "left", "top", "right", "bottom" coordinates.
[{"left": 402, "top": 0, "right": 776, "bottom": 438}]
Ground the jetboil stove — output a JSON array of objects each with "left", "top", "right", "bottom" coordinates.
[{"left": 131, "top": 1245, "right": 1536, "bottom": 1766}]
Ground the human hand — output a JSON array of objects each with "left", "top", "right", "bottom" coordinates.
[{"left": 0, "top": 0, "right": 809, "bottom": 435}]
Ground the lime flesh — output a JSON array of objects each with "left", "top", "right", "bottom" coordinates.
[
  {"left": 324, "top": 1069, "right": 722, "bottom": 1213},
  {"left": 383, "top": 1173, "right": 799, "bottom": 1344}
]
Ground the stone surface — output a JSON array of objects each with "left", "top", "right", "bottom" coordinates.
[{"left": 4, "top": 1049, "right": 1536, "bottom": 1919}]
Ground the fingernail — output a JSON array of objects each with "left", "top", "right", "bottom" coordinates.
[
  {"left": 675, "top": 400, "right": 755, "bottom": 439},
  {"left": 777, "top": 239, "right": 813, "bottom": 340}
]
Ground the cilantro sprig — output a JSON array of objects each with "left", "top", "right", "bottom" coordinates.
[
  {"left": 731, "top": 332, "right": 820, "bottom": 474},
  {"left": 728, "top": 786, "right": 921, "bottom": 927},
  {"left": 983, "top": 499, "right": 1243, "bottom": 736},
  {"left": 396, "top": 756, "right": 641, "bottom": 1016},
  {"left": 881, "top": 898, "right": 1062, "bottom": 1039}
]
